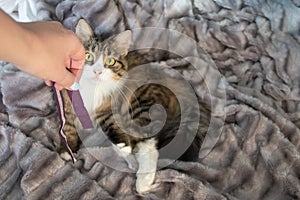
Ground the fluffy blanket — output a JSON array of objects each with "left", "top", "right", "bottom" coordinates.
[{"left": 1, "top": 0, "right": 300, "bottom": 199}]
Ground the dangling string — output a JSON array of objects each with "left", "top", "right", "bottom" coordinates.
[{"left": 52, "top": 83, "right": 94, "bottom": 163}]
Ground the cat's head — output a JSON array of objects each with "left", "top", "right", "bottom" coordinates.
[
  {"left": 76, "top": 19, "right": 132, "bottom": 81},
  {"left": 75, "top": 19, "right": 132, "bottom": 106}
]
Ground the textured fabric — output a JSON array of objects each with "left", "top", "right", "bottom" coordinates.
[
  {"left": 0, "top": 0, "right": 300, "bottom": 199},
  {"left": 0, "top": 0, "right": 53, "bottom": 21}
]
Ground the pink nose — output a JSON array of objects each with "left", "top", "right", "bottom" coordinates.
[{"left": 93, "top": 70, "right": 102, "bottom": 75}]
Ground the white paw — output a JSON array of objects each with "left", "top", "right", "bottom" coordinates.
[
  {"left": 136, "top": 172, "right": 158, "bottom": 193},
  {"left": 60, "top": 152, "right": 72, "bottom": 161},
  {"left": 120, "top": 146, "right": 132, "bottom": 154},
  {"left": 116, "top": 143, "right": 126, "bottom": 148},
  {"left": 135, "top": 138, "right": 159, "bottom": 194},
  {"left": 116, "top": 143, "right": 132, "bottom": 156}
]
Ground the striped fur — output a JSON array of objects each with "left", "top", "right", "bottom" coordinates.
[{"left": 61, "top": 19, "right": 211, "bottom": 164}]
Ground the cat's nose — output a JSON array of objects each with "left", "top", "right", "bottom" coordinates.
[{"left": 93, "top": 70, "right": 102, "bottom": 75}]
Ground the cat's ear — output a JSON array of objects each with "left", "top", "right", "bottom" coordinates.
[
  {"left": 75, "top": 19, "right": 94, "bottom": 44},
  {"left": 113, "top": 30, "right": 132, "bottom": 56}
]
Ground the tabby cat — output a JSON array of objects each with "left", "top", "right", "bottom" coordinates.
[{"left": 60, "top": 19, "right": 210, "bottom": 193}]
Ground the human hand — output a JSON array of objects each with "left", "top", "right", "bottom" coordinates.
[
  {"left": 19, "top": 21, "right": 85, "bottom": 90},
  {"left": 0, "top": 10, "right": 85, "bottom": 90}
]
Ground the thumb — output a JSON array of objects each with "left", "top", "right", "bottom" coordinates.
[
  {"left": 70, "top": 59, "right": 84, "bottom": 80},
  {"left": 69, "top": 47, "right": 85, "bottom": 80}
]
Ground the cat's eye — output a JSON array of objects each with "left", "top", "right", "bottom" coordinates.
[
  {"left": 105, "top": 57, "right": 116, "bottom": 66},
  {"left": 85, "top": 52, "right": 94, "bottom": 62}
]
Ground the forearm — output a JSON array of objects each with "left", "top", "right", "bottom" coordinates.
[{"left": 0, "top": 9, "right": 33, "bottom": 68}]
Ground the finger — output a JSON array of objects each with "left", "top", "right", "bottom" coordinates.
[
  {"left": 65, "top": 58, "right": 84, "bottom": 80},
  {"left": 69, "top": 39, "right": 85, "bottom": 70},
  {"left": 70, "top": 68, "right": 83, "bottom": 80},
  {"left": 45, "top": 80, "right": 53, "bottom": 86},
  {"left": 54, "top": 83, "right": 64, "bottom": 91},
  {"left": 71, "top": 53, "right": 85, "bottom": 69},
  {"left": 71, "top": 57, "right": 85, "bottom": 71},
  {"left": 56, "top": 69, "right": 77, "bottom": 90},
  {"left": 69, "top": 47, "right": 85, "bottom": 80},
  {"left": 55, "top": 80, "right": 79, "bottom": 91}
]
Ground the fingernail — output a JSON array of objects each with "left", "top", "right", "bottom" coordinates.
[{"left": 70, "top": 82, "right": 80, "bottom": 91}]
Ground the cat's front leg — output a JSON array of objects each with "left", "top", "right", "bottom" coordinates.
[
  {"left": 135, "top": 138, "right": 159, "bottom": 194},
  {"left": 59, "top": 89, "right": 79, "bottom": 160}
]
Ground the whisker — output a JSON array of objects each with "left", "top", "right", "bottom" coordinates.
[
  {"left": 116, "top": 87, "right": 134, "bottom": 118},
  {"left": 121, "top": 84, "right": 141, "bottom": 110},
  {"left": 121, "top": 90, "right": 133, "bottom": 114},
  {"left": 120, "top": 77, "right": 145, "bottom": 82}
]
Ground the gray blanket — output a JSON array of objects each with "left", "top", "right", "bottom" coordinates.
[{"left": 1, "top": 0, "right": 300, "bottom": 199}]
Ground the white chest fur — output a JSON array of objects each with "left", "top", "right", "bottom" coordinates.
[{"left": 79, "top": 57, "right": 123, "bottom": 118}]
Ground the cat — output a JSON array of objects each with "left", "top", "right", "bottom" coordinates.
[{"left": 60, "top": 19, "right": 211, "bottom": 193}]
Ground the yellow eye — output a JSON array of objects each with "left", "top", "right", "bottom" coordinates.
[
  {"left": 85, "top": 52, "right": 94, "bottom": 62},
  {"left": 105, "top": 57, "right": 116, "bottom": 66}
]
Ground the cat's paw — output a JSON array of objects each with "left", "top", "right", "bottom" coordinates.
[
  {"left": 60, "top": 151, "right": 72, "bottom": 161},
  {"left": 116, "top": 143, "right": 132, "bottom": 155},
  {"left": 135, "top": 138, "right": 159, "bottom": 194},
  {"left": 121, "top": 146, "right": 132, "bottom": 154},
  {"left": 136, "top": 172, "right": 158, "bottom": 193}
]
